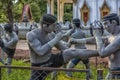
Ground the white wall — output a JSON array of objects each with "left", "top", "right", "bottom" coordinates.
[
  {"left": 73, "top": 0, "right": 118, "bottom": 26},
  {"left": 117, "top": 0, "right": 120, "bottom": 15},
  {"left": 46, "top": 0, "right": 119, "bottom": 24}
]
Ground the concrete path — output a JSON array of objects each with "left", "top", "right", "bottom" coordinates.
[{"left": 16, "top": 40, "right": 29, "bottom": 50}]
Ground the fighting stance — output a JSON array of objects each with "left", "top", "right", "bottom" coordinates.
[
  {"left": 66, "top": 18, "right": 92, "bottom": 78},
  {"left": 26, "top": 14, "right": 98, "bottom": 80},
  {"left": 95, "top": 13, "right": 120, "bottom": 79},
  {"left": 70, "top": 13, "right": 120, "bottom": 79},
  {"left": 0, "top": 23, "right": 19, "bottom": 73}
]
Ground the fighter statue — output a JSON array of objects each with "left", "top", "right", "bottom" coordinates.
[
  {"left": 69, "top": 13, "right": 120, "bottom": 79},
  {"left": 0, "top": 23, "right": 19, "bottom": 73},
  {"left": 26, "top": 14, "right": 98, "bottom": 80},
  {"left": 66, "top": 18, "right": 92, "bottom": 78}
]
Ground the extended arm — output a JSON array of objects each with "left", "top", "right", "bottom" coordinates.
[
  {"left": 27, "top": 32, "right": 59, "bottom": 56},
  {"left": 69, "top": 37, "right": 96, "bottom": 44},
  {"left": 55, "top": 40, "right": 69, "bottom": 50},
  {"left": 55, "top": 29, "right": 74, "bottom": 50},
  {"left": 94, "top": 31, "right": 120, "bottom": 57}
]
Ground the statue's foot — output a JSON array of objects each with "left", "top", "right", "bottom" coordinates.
[
  {"left": 66, "top": 72, "right": 72, "bottom": 77},
  {"left": 0, "top": 58, "right": 4, "bottom": 64}
]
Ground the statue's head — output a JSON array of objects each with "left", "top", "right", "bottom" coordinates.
[
  {"left": 72, "top": 18, "right": 81, "bottom": 28},
  {"left": 40, "top": 14, "right": 57, "bottom": 33},
  {"left": 102, "top": 13, "right": 119, "bottom": 34},
  {"left": 4, "top": 23, "right": 13, "bottom": 33},
  {"left": 102, "top": 13, "right": 119, "bottom": 26},
  {"left": 40, "top": 14, "right": 57, "bottom": 26}
]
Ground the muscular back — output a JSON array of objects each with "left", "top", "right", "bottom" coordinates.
[{"left": 71, "top": 28, "right": 86, "bottom": 49}]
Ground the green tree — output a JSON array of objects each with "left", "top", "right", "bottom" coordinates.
[
  {"left": 13, "top": 2, "right": 23, "bottom": 22},
  {"left": 0, "top": 0, "right": 16, "bottom": 25},
  {"left": 30, "top": 2, "right": 40, "bottom": 22},
  {"left": 64, "top": 3, "right": 73, "bottom": 22},
  {"left": 0, "top": 0, "right": 47, "bottom": 23},
  {"left": 34, "top": 0, "right": 47, "bottom": 22},
  {"left": 19, "top": 0, "right": 47, "bottom": 22}
]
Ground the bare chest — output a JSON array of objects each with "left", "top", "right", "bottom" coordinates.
[
  {"left": 5, "top": 34, "right": 12, "bottom": 41},
  {"left": 39, "top": 34, "right": 53, "bottom": 45},
  {"left": 108, "top": 36, "right": 116, "bottom": 43}
]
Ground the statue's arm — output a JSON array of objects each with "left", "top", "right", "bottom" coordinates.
[
  {"left": 26, "top": 32, "right": 52, "bottom": 56},
  {"left": 3, "top": 32, "right": 18, "bottom": 48},
  {"left": 70, "top": 37, "right": 96, "bottom": 44},
  {"left": 55, "top": 40, "right": 69, "bottom": 50},
  {"left": 95, "top": 32, "right": 120, "bottom": 57}
]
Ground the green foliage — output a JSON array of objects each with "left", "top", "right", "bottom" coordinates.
[
  {"left": 0, "top": 0, "right": 73, "bottom": 23},
  {"left": 64, "top": 4, "right": 73, "bottom": 22},
  {"left": 36, "top": 0, "right": 47, "bottom": 18},
  {"left": 0, "top": 1, "right": 7, "bottom": 23},
  {"left": 0, "top": 0, "right": 16, "bottom": 23},
  {"left": 0, "top": 14, "right": 8, "bottom": 22},
  {"left": 64, "top": 13, "right": 72, "bottom": 22},
  {"left": 22, "top": 0, "right": 47, "bottom": 22},
  {"left": 1, "top": 59, "right": 30, "bottom": 80},
  {"left": 13, "top": 3, "right": 23, "bottom": 22},
  {"left": 0, "top": 0, "right": 47, "bottom": 23},
  {"left": 30, "top": 2, "right": 40, "bottom": 22}
]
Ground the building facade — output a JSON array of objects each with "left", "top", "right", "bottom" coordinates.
[{"left": 47, "top": 0, "right": 120, "bottom": 26}]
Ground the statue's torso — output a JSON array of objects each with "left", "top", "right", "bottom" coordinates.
[
  {"left": 108, "top": 35, "right": 120, "bottom": 68},
  {"left": 29, "top": 29, "right": 54, "bottom": 63}
]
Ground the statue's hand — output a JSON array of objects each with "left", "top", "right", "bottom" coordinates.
[
  {"left": 55, "top": 32, "right": 65, "bottom": 40},
  {"left": 69, "top": 38, "right": 78, "bottom": 44},
  {"left": 93, "top": 29, "right": 101, "bottom": 37}
]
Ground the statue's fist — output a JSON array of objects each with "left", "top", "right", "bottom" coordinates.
[{"left": 69, "top": 38, "right": 77, "bottom": 44}]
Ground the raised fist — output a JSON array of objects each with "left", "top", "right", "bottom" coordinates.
[{"left": 55, "top": 32, "right": 65, "bottom": 40}]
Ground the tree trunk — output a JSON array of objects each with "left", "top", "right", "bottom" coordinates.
[{"left": 6, "top": 0, "right": 13, "bottom": 27}]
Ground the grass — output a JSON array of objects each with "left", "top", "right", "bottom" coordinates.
[
  {"left": 0, "top": 59, "right": 30, "bottom": 80},
  {"left": 0, "top": 59, "right": 108, "bottom": 80}
]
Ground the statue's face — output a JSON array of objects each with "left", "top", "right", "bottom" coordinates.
[
  {"left": 103, "top": 20, "right": 117, "bottom": 34},
  {"left": 43, "top": 22, "right": 56, "bottom": 33},
  {"left": 48, "top": 23, "right": 56, "bottom": 33}
]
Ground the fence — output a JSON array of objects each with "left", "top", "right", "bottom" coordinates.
[{"left": 0, "top": 65, "right": 104, "bottom": 80}]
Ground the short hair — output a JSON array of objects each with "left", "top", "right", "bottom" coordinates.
[
  {"left": 40, "top": 14, "right": 57, "bottom": 26},
  {"left": 4, "top": 23, "right": 13, "bottom": 33},
  {"left": 72, "top": 18, "right": 81, "bottom": 28},
  {"left": 102, "top": 13, "right": 119, "bottom": 25}
]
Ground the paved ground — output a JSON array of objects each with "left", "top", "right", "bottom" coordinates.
[{"left": 16, "top": 40, "right": 29, "bottom": 50}]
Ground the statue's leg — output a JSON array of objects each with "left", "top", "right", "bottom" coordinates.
[
  {"left": 51, "top": 71, "right": 57, "bottom": 80},
  {"left": 0, "top": 57, "right": 4, "bottom": 64},
  {"left": 2, "top": 47, "right": 15, "bottom": 74},
  {"left": 62, "top": 49, "right": 98, "bottom": 63},
  {"left": 51, "top": 64, "right": 66, "bottom": 80},
  {"left": 66, "top": 58, "right": 80, "bottom": 77},
  {"left": 105, "top": 72, "right": 112, "bottom": 80},
  {"left": 83, "top": 59, "right": 92, "bottom": 78},
  {"left": 5, "top": 58, "right": 12, "bottom": 74}
]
